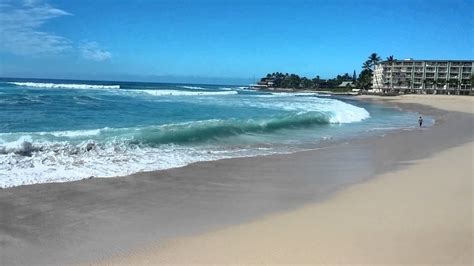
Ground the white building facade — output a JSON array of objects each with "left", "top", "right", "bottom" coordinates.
[{"left": 373, "top": 60, "right": 473, "bottom": 95}]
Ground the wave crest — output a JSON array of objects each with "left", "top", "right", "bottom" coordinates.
[
  {"left": 134, "top": 114, "right": 331, "bottom": 145},
  {"left": 130, "top": 89, "right": 238, "bottom": 96},
  {"left": 8, "top": 82, "right": 120, "bottom": 89}
]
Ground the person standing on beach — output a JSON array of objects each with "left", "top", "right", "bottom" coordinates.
[{"left": 418, "top": 116, "right": 423, "bottom": 127}]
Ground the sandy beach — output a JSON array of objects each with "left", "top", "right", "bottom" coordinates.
[
  {"left": 100, "top": 142, "right": 473, "bottom": 265},
  {"left": 98, "top": 95, "right": 474, "bottom": 265},
  {"left": 1, "top": 95, "right": 473, "bottom": 265},
  {"left": 1, "top": 0, "right": 471, "bottom": 264}
]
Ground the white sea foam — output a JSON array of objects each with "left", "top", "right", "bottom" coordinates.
[
  {"left": 0, "top": 92, "right": 371, "bottom": 188},
  {"left": 179, "top": 86, "right": 235, "bottom": 91},
  {"left": 41, "top": 128, "right": 104, "bottom": 138},
  {"left": 325, "top": 99, "right": 370, "bottom": 123},
  {"left": 178, "top": 85, "right": 208, "bottom": 90},
  {"left": 0, "top": 141, "right": 282, "bottom": 188},
  {"left": 0, "top": 129, "right": 104, "bottom": 141},
  {"left": 222, "top": 96, "right": 370, "bottom": 124},
  {"left": 130, "top": 89, "right": 238, "bottom": 96},
  {"left": 9, "top": 82, "right": 120, "bottom": 89},
  {"left": 270, "top": 92, "right": 320, "bottom": 96}
]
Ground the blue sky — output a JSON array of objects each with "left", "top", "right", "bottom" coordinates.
[{"left": 0, "top": 0, "right": 473, "bottom": 84}]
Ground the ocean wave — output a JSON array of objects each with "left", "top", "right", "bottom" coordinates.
[
  {"left": 0, "top": 112, "right": 333, "bottom": 187},
  {"left": 178, "top": 85, "right": 208, "bottom": 90},
  {"left": 270, "top": 92, "right": 320, "bottom": 96},
  {"left": 225, "top": 97, "right": 370, "bottom": 124},
  {"left": 129, "top": 89, "right": 238, "bottom": 96},
  {"left": 0, "top": 93, "right": 371, "bottom": 188},
  {"left": 0, "top": 108, "right": 365, "bottom": 153},
  {"left": 8, "top": 82, "right": 120, "bottom": 89},
  {"left": 178, "top": 85, "right": 236, "bottom": 91},
  {"left": 0, "top": 137, "right": 285, "bottom": 188},
  {"left": 129, "top": 114, "right": 332, "bottom": 145}
]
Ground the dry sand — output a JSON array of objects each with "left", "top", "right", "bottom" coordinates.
[
  {"left": 98, "top": 95, "right": 474, "bottom": 265},
  {"left": 359, "top": 94, "right": 474, "bottom": 113}
]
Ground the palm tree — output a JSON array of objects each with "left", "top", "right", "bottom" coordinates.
[
  {"left": 362, "top": 60, "right": 371, "bottom": 71},
  {"left": 368, "top": 53, "right": 382, "bottom": 69},
  {"left": 386, "top": 55, "right": 395, "bottom": 92},
  {"left": 368, "top": 53, "right": 382, "bottom": 90}
]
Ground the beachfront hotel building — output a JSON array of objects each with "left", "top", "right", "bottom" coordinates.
[{"left": 373, "top": 60, "right": 474, "bottom": 95}]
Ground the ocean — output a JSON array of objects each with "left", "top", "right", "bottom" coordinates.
[{"left": 0, "top": 78, "right": 430, "bottom": 188}]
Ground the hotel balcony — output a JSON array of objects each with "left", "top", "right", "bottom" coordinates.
[
  {"left": 462, "top": 67, "right": 472, "bottom": 72},
  {"left": 437, "top": 67, "right": 447, "bottom": 72}
]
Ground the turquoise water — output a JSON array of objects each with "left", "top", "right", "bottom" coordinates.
[{"left": 0, "top": 79, "right": 429, "bottom": 187}]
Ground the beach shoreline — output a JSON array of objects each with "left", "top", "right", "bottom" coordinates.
[
  {"left": 1, "top": 95, "right": 473, "bottom": 265},
  {"left": 97, "top": 142, "right": 474, "bottom": 265}
]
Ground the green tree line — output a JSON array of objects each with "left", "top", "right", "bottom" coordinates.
[{"left": 260, "top": 71, "right": 357, "bottom": 89}]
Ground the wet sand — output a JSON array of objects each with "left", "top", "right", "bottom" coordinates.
[
  {"left": 99, "top": 142, "right": 474, "bottom": 265},
  {"left": 1, "top": 95, "right": 473, "bottom": 265},
  {"left": 96, "top": 95, "right": 473, "bottom": 265}
]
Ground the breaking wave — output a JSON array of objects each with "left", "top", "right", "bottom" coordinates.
[
  {"left": 0, "top": 104, "right": 370, "bottom": 188},
  {"left": 8, "top": 82, "right": 120, "bottom": 90},
  {"left": 0, "top": 110, "right": 363, "bottom": 150},
  {"left": 129, "top": 89, "right": 238, "bottom": 96},
  {"left": 0, "top": 86, "right": 374, "bottom": 188},
  {"left": 178, "top": 85, "right": 208, "bottom": 90}
]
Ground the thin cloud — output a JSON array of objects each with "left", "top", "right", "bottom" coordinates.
[
  {"left": 0, "top": 0, "right": 73, "bottom": 55},
  {"left": 0, "top": 0, "right": 112, "bottom": 61},
  {"left": 80, "top": 41, "right": 112, "bottom": 61}
]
